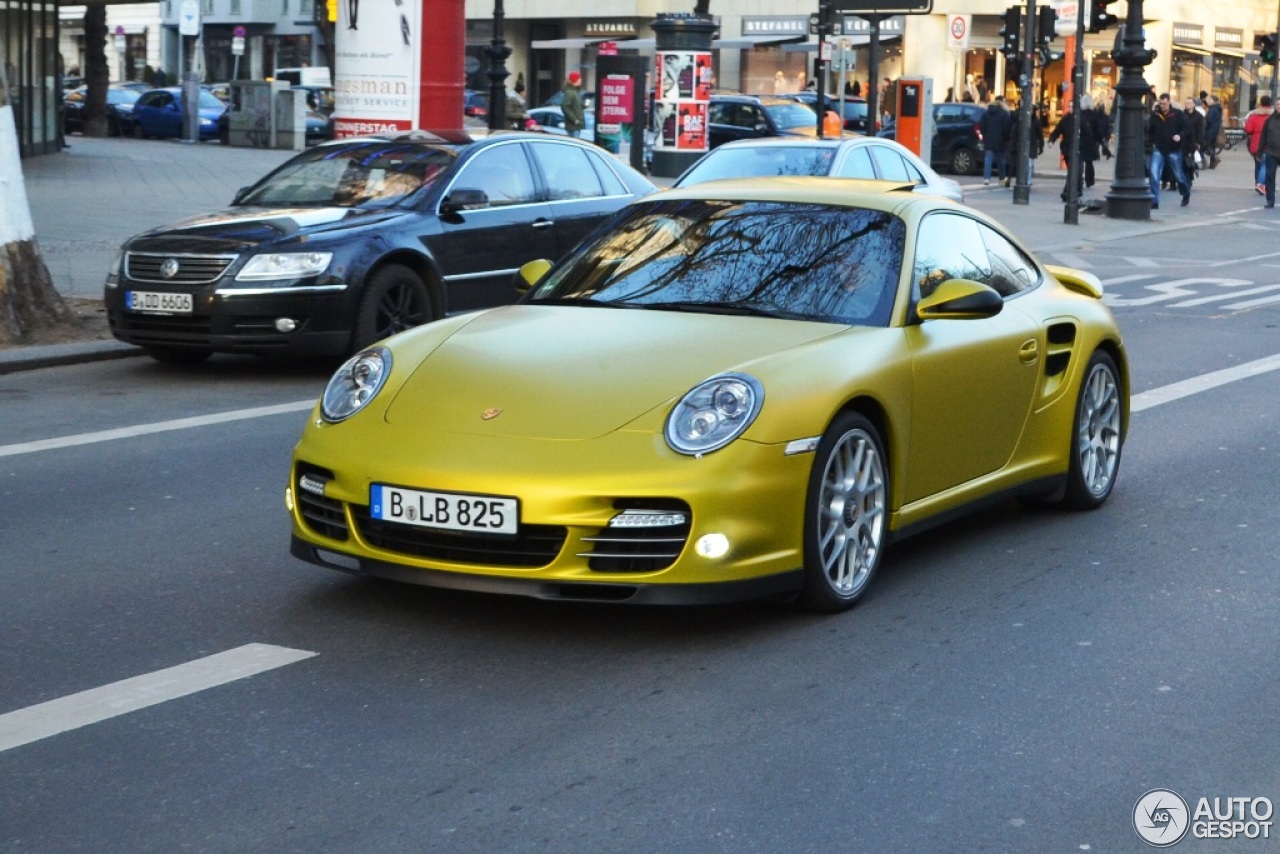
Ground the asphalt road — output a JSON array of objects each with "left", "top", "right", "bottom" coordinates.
[{"left": 4, "top": 153, "right": 1280, "bottom": 851}]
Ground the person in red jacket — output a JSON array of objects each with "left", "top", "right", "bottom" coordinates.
[{"left": 1243, "top": 95, "right": 1272, "bottom": 195}]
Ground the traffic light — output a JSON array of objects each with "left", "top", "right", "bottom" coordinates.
[
  {"left": 816, "top": 0, "right": 835, "bottom": 38},
  {"left": 1089, "top": 0, "right": 1119, "bottom": 33},
  {"left": 1000, "top": 7, "right": 1022, "bottom": 62},
  {"left": 1036, "top": 7, "right": 1057, "bottom": 48},
  {"left": 1259, "top": 32, "right": 1279, "bottom": 64}
]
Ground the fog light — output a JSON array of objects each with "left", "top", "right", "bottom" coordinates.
[
  {"left": 695, "top": 533, "right": 730, "bottom": 559},
  {"left": 275, "top": 317, "right": 298, "bottom": 333},
  {"left": 285, "top": 487, "right": 295, "bottom": 512}
]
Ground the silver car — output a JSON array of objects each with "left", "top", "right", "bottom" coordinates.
[{"left": 673, "top": 136, "right": 965, "bottom": 204}]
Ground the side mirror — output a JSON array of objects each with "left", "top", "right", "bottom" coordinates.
[
  {"left": 440, "top": 188, "right": 489, "bottom": 214},
  {"left": 232, "top": 186, "right": 252, "bottom": 205},
  {"left": 515, "top": 259, "right": 552, "bottom": 292},
  {"left": 916, "top": 278, "right": 1003, "bottom": 321},
  {"left": 754, "top": 123, "right": 770, "bottom": 135}
]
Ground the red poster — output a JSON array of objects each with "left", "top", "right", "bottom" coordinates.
[
  {"left": 599, "top": 75, "right": 634, "bottom": 124},
  {"left": 677, "top": 103, "right": 707, "bottom": 150}
]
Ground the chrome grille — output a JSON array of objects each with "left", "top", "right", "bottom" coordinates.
[
  {"left": 353, "top": 507, "right": 566, "bottom": 568},
  {"left": 126, "top": 252, "right": 236, "bottom": 285},
  {"left": 296, "top": 465, "right": 348, "bottom": 541},
  {"left": 581, "top": 502, "right": 692, "bottom": 573}
]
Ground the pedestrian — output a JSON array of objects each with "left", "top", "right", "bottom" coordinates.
[
  {"left": 561, "top": 71, "right": 585, "bottom": 138},
  {"left": 1146, "top": 93, "right": 1190, "bottom": 208},
  {"left": 505, "top": 81, "right": 528, "bottom": 131},
  {"left": 1080, "top": 93, "right": 1111, "bottom": 189},
  {"left": 1048, "top": 103, "right": 1082, "bottom": 201},
  {"left": 1244, "top": 95, "right": 1272, "bottom": 196},
  {"left": 1182, "top": 96, "right": 1205, "bottom": 190},
  {"left": 1203, "top": 94, "right": 1223, "bottom": 168},
  {"left": 1260, "top": 97, "right": 1280, "bottom": 209},
  {"left": 978, "top": 97, "right": 1012, "bottom": 185}
]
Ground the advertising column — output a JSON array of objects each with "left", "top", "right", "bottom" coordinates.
[
  {"left": 596, "top": 54, "right": 649, "bottom": 174},
  {"left": 650, "top": 14, "right": 717, "bottom": 178},
  {"left": 333, "top": 0, "right": 425, "bottom": 137}
]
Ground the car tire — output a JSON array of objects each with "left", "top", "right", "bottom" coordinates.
[
  {"left": 144, "top": 346, "right": 213, "bottom": 365},
  {"left": 1060, "top": 350, "right": 1123, "bottom": 509},
  {"left": 951, "top": 146, "right": 977, "bottom": 176},
  {"left": 797, "top": 411, "right": 888, "bottom": 612},
  {"left": 352, "top": 264, "right": 434, "bottom": 352}
]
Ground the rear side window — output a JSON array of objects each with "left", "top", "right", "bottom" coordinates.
[
  {"left": 530, "top": 142, "right": 605, "bottom": 201},
  {"left": 834, "top": 146, "right": 876, "bottom": 179},
  {"left": 868, "top": 145, "right": 911, "bottom": 181}
]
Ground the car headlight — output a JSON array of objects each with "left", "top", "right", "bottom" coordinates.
[
  {"left": 665, "top": 372, "right": 764, "bottom": 456},
  {"left": 321, "top": 347, "right": 392, "bottom": 423},
  {"left": 235, "top": 251, "right": 333, "bottom": 282},
  {"left": 105, "top": 247, "right": 125, "bottom": 288}
]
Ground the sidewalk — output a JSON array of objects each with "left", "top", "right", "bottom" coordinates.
[{"left": 2, "top": 134, "right": 1267, "bottom": 373}]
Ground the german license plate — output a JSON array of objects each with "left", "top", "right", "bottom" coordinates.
[
  {"left": 370, "top": 485, "right": 518, "bottom": 535},
  {"left": 126, "top": 291, "right": 193, "bottom": 314}
]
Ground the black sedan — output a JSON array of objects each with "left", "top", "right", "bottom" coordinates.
[
  {"left": 104, "top": 131, "right": 656, "bottom": 363},
  {"left": 63, "top": 85, "right": 140, "bottom": 136}
]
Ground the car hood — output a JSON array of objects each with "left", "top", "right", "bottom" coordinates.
[
  {"left": 382, "top": 305, "right": 843, "bottom": 441},
  {"left": 125, "top": 206, "right": 407, "bottom": 252}
]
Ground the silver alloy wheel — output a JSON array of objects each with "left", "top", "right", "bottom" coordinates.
[
  {"left": 816, "top": 427, "right": 886, "bottom": 597},
  {"left": 1077, "top": 360, "right": 1122, "bottom": 496}
]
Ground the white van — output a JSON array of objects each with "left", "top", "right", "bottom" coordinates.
[{"left": 272, "top": 67, "right": 332, "bottom": 87}]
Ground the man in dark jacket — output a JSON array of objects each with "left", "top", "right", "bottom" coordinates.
[
  {"left": 1147, "top": 93, "right": 1190, "bottom": 208},
  {"left": 1261, "top": 98, "right": 1280, "bottom": 208},
  {"left": 1182, "top": 96, "right": 1206, "bottom": 190},
  {"left": 561, "top": 71, "right": 585, "bottom": 137},
  {"left": 979, "top": 97, "right": 1013, "bottom": 186},
  {"left": 1204, "top": 94, "right": 1223, "bottom": 168}
]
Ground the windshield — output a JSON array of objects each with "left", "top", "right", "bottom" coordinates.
[
  {"left": 109, "top": 88, "right": 141, "bottom": 105},
  {"left": 678, "top": 146, "right": 836, "bottom": 186},
  {"left": 764, "top": 101, "right": 819, "bottom": 130},
  {"left": 237, "top": 142, "right": 455, "bottom": 208},
  {"left": 527, "top": 199, "right": 905, "bottom": 326},
  {"left": 198, "top": 90, "right": 224, "bottom": 110}
]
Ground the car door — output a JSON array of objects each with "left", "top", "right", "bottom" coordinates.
[
  {"left": 527, "top": 139, "right": 631, "bottom": 257},
  {"left": 434, "top": 141, "right": 557, "bottom": 312},
  {"left": 902, "top": 211, "right": 1042, "bottom": 503},
  {"left": 154, "top": 90, "right": 181, "bottom": 138}
]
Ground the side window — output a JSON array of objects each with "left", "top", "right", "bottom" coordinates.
[
  {"left": 743, "top": 106, "right": 766, "bottom": 129},
  {"left": 452, "top": 144, "right": 537, "bottom": 207},
  {"left": 709, "top": 103, "right": 732, "bottom": 124},
  {"left": 586, "top": 150, "right": 628, "bottom": 196},
  {"left": 979, "top": 223, "right": 1040, "bottom": 297},
  {"left": 834, "top": 146, "right": 876, "bottom": 179},
  {"left": 530, "top": 142, "right": 605, "bottom": 201},
  {"left": 899, "top": 156, "right": 926, "bottom": 184},
  {"left": 868, "top": 145, "right": 911, "bottom": 181},
  {"left": 911, "top": 213, "right": 992, "bottom": 302}
]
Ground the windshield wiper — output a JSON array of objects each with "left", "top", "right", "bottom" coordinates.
[
  {"left": 631, "top": 300, "right": 785, "bottom": 318},
  {"left": 531, "top": 297, "right": 630, "bottom": 308}
]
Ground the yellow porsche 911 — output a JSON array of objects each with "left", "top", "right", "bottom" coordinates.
[{"left": 288, "top": 178, "right": 1128, "bottom": 612}]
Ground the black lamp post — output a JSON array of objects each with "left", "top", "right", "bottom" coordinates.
[
  {"left": 1104, "top": 0, "right": 1156, "bottom": 220},
  {"left": 486, "top": 0, "right": 511, "bottom": 132}
]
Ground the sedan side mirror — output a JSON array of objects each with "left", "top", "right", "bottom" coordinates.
[
  {"left": 232, "top": 186, "right": 252, "bottom": 205},
  {"left": 916, "top": 278, "right": 1003, "bottom": 321},
  {"left": 440, "top": 188, "right": 490, "bottom": 214}
]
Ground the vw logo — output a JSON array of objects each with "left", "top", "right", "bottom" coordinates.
[{"left": 160, "top": 258, "right": 180, "bottom": 279}]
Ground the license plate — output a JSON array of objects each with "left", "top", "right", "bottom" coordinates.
[
  {"left": 126, "top": 291, "right": 193, "bottom": 314},
  {"left": 370, "top": 485, "right": 518, "bottom": 536}
]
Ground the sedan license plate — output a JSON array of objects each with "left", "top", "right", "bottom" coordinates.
[
  {"left": 126, "top": 291, "right": 194, "bottom": 314},
  {"left": 370, "top": 485, "right": 518, "bottom": 536}
]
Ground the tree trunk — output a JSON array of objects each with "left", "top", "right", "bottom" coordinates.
[
  {"left": 0, "top": 90, "right": 72, "bottom": 345},
  {"left": 83, "top": 5, "right": 110, "bottom": 137}
]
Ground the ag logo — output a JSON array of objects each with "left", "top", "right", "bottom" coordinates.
[
  {"left": 160, "top": 258, "right": 180, "bottom": 279},
  {"left": 1134, "top": 789, "right": 1190, "bottom": 847}
]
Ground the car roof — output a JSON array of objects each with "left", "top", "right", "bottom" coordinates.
[
  {"left": 709, "top": 93, "right": 800, "bottom": 106},
  {"left": 647, "top": 176, "right": 934, "bottom": 212}
]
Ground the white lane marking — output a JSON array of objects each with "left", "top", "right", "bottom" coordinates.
[
  {"left": 1105, "top": 277, "right": 1253, "bottom": 306},
  {"left": 1132, "top": 353, "right": 1280, "bottom": 413},
  {"left": 0, "top": 400, "right": 316, "bottom": 458},
  {"left": 1101, "top": 273, "right": 1161, "bottom": 287},
  {"left": 0, "top": 643, "right": 317, "bottom": 753},
  {"left": 1128, "top": 257, "right": 1160, "bottom": 267},
  {"left": 1170, "top": 284, "right": 1280, "bottom": 307},
  {"left": 1051, "top": 253, "right": 1093, "bottom": 269},
  {"left": 1224, "top": 292, "right": 1280, "bottom": 309}
]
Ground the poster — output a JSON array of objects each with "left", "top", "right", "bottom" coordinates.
[
  {"left": 677, "top": 102, "right": 707, "bottom": 150},
  {"left": 332, "top": 0, "right": 422, "bottom": 137},
  {"left": 596, "top": 73, "right": 636, "bottom": 158},
  {"left": 654, "top": 51, "right": 711, "bottom": 154}
]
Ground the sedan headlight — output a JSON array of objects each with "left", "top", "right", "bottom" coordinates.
[
  {"left": 321, "top": 347, "right": 392, "bottom": 423},
  {"left": 235, "top": 251, "right": 333, "bottom": 282},
  {"left": 665, "top": 372, "right": 764, "bottom": 456}
]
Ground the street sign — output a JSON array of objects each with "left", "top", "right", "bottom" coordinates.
[
  {"left": 178, "top": 0, "right": 200, "bottom": 36},
  {"left": 947, "top": 13, "right": 970, "bottom": 50},
  {"left": 1053, "top": 0, "right": 1081, "bottom": 35},
  {"left": 232, "top": 37, "right": 245, "bottom": 56}
]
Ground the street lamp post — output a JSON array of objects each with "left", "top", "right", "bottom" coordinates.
[
  {"left": 1105, "top": 0, "right": 1156, "bottom": 220},
  {"left": 486, "top": 0, "right": 511, "bottom": 132}
]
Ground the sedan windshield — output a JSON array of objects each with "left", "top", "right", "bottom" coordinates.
[
  {"left": 237, "top": 143, "right": 454, "bottom": 208},
  {"left": 528, "top": 199, "right": 906, "bottom": 326},
  {"left": 678, "top": 146, "right": 836, "bottom": 186},
  {"left": 764, "top": 101, "right": 819, "bottom": 130}
]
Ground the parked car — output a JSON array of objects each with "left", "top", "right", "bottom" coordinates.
[
  {"left": 526, "top": 105, "right": 595, "bottom": 139},
  {"left": 63, "top": 84, "right": 140, "bottom": 136},
  {"left": 785, "top": 92, "right": 870, "bottom": 133},
  {"left": 463, "top": 90, "right": 489, "bottom": 118},
  {"left": 130, "top": 87, "right": 227, "bottom": 141},
  {"left": 707, "top": 93, "right": 840, "bottom": 149},
  {"left": 294, "top": 84, "right": 335, "bottom": 115},
  {"left": 879, "top": 102, "right": 985, "bottom": 176},
  {"left": 288, "top": 177, "right": 1127, "bottom": 610},
  {"left": 539, "top": 89, "right": 596, "bottom": 114},
  {"left": 104, "top": 131, "right": 656, "bottom": 363},
  {"left": 673, "top": 136, "right": 964, "bottom": 204}
]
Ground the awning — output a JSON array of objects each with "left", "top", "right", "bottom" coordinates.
[
  {"left": 711, "top": 34, "right": 806, "bottom": 50},
  {"left": 782, "top": 34, "right": 902, "bottom": 52},
  {"left": 531, "top": 37, "right": 619, "bottom": 49},
  {"left": 1171, "top": 44, "right": 1214, "bottom": 57}
]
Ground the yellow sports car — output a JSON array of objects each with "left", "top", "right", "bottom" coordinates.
[{"left": 288, "top": 178, "right": 1128, "bottom": 611}]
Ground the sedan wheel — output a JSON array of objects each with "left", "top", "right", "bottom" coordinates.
[
  {"left": 352, "top": 264, "right": 434, "bottom": 351},
  {"left": 951, "top": 147, "right": 977, "bottom": 176},
  {"left": 1062, "top": 351, "right": 1123, "bottom": 509},
  {"left": 799, "top": 412, "right": 888, "bottom": 612}
]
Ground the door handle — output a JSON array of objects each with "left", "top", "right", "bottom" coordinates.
[
  {"left": 531, "top": 219, "right": 553, "bottom": 230},
  {"left": 1018, "top": 339, "right": 1039, "bottom": 364}
]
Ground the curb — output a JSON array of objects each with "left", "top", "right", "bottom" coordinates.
[{"left": 0, "top": 340, "right": 145, "bottom": 375}]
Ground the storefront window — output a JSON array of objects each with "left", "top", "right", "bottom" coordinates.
[
  {"left": 1171, "top": 49, "right": 1212, "bottom": 101},
  {"left": 742, "top": 47, "right": 808, "bottom": 97}
]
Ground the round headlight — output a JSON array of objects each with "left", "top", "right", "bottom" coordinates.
[
  {"left": 320, "top": 347, "right": 392, "bottom": 422},
  {"left": 665, "top": 372, "right": 764, "bottom": 456}
]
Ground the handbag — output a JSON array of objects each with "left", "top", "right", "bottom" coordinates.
[{"left": 1193, "top": 149, "right": 1203, "bottom": 168}]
